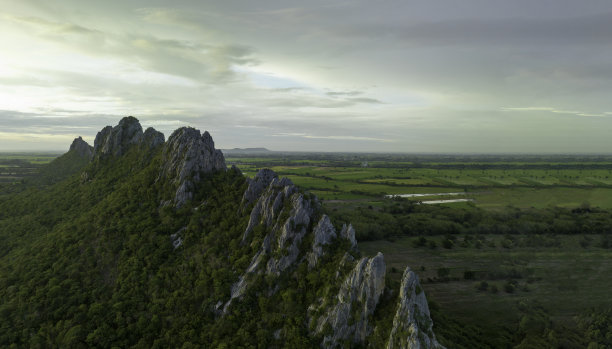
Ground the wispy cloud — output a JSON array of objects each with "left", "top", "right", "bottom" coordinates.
[
  {"left": 326, "top": 90, "right": 363, "bottom": 97},
  {"left": 272, "top": 132, "right": 394, "bottom": 143},
  {"left": 501, "top": 107, "right": 607, "bottom": 117},
  {"left": 4, "top": 13, "right": 257, "bottom": 84}
]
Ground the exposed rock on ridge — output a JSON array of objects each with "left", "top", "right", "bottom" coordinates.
[
  {"left": 225, "top": 175, "right": 309, "bottom": 312},
  {"left": 241, "top": 175, "right": 295, "bottom": 244},
  {"left": 313, "top": 252, "right": 386, "bottom": 347},
  {"left": 340, "top": 223, "right": 358, "bottom": 249},
  {"left": 91, "top": 116, "right": 165, "bottom": 161},
  {"left": 224, "top": 168, "right": 444, "bottom": 347},
  {"left": 143, "top": 127, "right": 165, "bottom": 149},
  {"left": 159, "top": 127, "right": 226, "bottom": 208},
  {"left": 241, "top": 168, "right": 278, "bottom": 208},
  {"left": 307, "top": 215, "right": 337, "bottom": 268},
  {"left": 69, "top": 136, "right": 93, "bottom": 158},
  {"left": 93, "top": 116, "right": 144, "bottom": 158},
  {"left": 387, "top": 268, "right": 445, "bottom": 349}
]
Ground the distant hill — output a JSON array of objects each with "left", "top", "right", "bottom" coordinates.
[{"left": 221, "top": 147, "right": 271, "bottom": 154}]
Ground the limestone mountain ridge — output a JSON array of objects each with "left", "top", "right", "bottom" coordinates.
[{"left": 0, "top": 116, "right": 444, "bottom": 348}]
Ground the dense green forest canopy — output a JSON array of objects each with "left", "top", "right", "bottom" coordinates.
[{"left": 1, "top": 133, "right": 612, "bottom": 348}]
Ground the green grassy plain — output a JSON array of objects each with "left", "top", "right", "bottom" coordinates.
[
  {"left": 228, "top": 153, "right": 612, "bottom": 346},
  {"left": 0, "top": 153, "right": 60, "bottom": 183},
  {"left": 228, "top": 154, "right": 612, "bottom": 209},
  {"left": 360, "top": 235, "right": 612, "bottom": 338}
]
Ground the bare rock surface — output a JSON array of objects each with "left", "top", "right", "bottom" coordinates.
[
  {"left": 241, "top": 175, "right": 295, "bottom": 243},
  {"left": 307, "top": 215, "right": 337, "bottom": 268},
  {"left": 225, "top": 171, "right": 311, "bottom": 312},
  {"left": 386, "top": 267, "right": 445, "bottom": 349},
  {"left": 158, "top": 126, "right": 226, "bottom": 207},
  {"left": 143, "top": 127, "right": 165, "bottom": 149},
  {"left": 265, "top": 192, "right": 312, "bottom": 275},
  {"left": 93, "top": 116, "right": 144, "bottom": 158},
  {"left": 221, "top": 168, "right": 444, "bottom": 348},
  {"left": 241, "top": 168, "right": 278, "bottom": 207},
  {"left": 69, "top": 136, "right": 93, "bottom": 158},
  {"left": 340, "top": 223, "right": 358, "bottom": 249},
  {"left": 313, "top": 252, "right": 386, "bottom": 347}
]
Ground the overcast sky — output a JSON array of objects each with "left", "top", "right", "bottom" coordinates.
[{"left": 2, "top": 0, "right": 612, "bottom": 153}]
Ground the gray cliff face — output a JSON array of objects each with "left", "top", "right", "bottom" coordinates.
[
  {"left": 241, "top": 168, "right": 278, "bottom": 208},
  {"left": 266, "top": 192, "right": 313, "bottom": 275},
  {"left": 313, "top": 252, "right": 386, "bottom": 347},
  {"left": 225, "top": 170, "right": 312, "bottom": 312},
  {"left": 387, "top": 268, "right": 445, "bottom": 349},
  {"left": 224, "top": 168, "right": 444, "bottom": 347},
  {"left": 307, "top": 215, "right": 337, "bottom": 269},
  {"left": 159, "top": 127, "right": 226, "bottom": 207},
  {"left": 241, "top": 175, "right": 295, "bottom": 243},
  {"left": 69, "top": 136, "right": 93, "bottom": 158},
  {"left": 340, "top": 223, "right": 358, "bottom": 249},
  {"left": 143, "top": 127, "right": 165, "bottom": 149},
  {"left": 93, "top": 116, "right": 144, "bottom": 158}
]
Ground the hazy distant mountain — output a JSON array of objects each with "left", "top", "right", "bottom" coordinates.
[{"left": 221, "top": 147, "right": 271, "bottom": 154}]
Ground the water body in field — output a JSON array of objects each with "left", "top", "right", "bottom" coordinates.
[
  {"left": 421, "top": 199, "right": 474, "bottom": 204},
  {"left": 385, "top": 192, "right": 466, "bottom": 198}
]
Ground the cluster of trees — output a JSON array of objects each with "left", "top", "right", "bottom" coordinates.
[
  {"left": 329, "top": 198, "right": 612, "bottom": 242},
  {"left": 3, "top": 144, "right": 612, "bottom": 348},
  {"left": 0, "top": 145, "right": 391, "bottom": 348}
]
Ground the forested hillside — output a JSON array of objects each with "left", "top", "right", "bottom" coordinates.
[{"left": 0, "top": 117, "right": 443, "bottom": 348}]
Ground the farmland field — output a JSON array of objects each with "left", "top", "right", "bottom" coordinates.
[
  {"left": 360, "top": 234, "right": 612, "bottom": 345},
  {"left": 226, "top": 151, "right": 612, "bottom": 346},
  {"left": 0, "top": 153, "right": 60, "bottom": 183},
  {"left": 226, "top": 152, "right": 612, "bottom": 209}
]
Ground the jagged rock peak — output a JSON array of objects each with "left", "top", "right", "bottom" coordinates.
[
  {"left": 69, "top": 136, "right": 93, "bottom": 158},
  {"left": 314, "top": 252, "right": 386, "bottom": 347},
  {"left": 307, "top": 215, "right": 337, "bottom": 268},
  {"left": 143, "top": 127, "right": 165, "bottom": 149},
  {"left": 241, "top": 168, "right": 278, "bottom": 207},
  {"left": 224, "top": 176, "right": 306, "bottom": 312},
  {"left": 340, "top": 223, "right": 358, "bottom": 249},
  {"left": 93, "top": 116, "right": 144, "bottom": 158},
  {"left": 387, "top": 267, "right": 445, "bottom": 349},
  {"left": 241, "top": 172, "right": 295, "bottom": 243},
  {"left": 159, "top": 126, "right": 226, "bottom": 207}
]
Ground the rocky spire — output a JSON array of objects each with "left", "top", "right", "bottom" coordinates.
[
  {"left": 91, "top": 116, "right": 165, "bottom": 160},
  {"left": 387, "top": 268, "right": 445, "bottom": 349},
  {"left": 159, "top": 126, "right": 226, "bottom": 207},
  {"left": 92, "top": 116, "right": 144, "bottom": 159},
  {"left": 313, "top": 252, "right": 387, "bottom": 346},
  {"left": 69, "top": 136, "right": 93, "bottom": 158},
  {"left": 143, "top": 127, "right": 165, "bottom": 149}
]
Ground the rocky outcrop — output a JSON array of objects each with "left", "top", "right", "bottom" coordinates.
[
  {"left": 241, "top": 173, "right": 295, "bottom": 243},
  {"left": 241, "top": 168, "right": 278, "bottom": 208},
  {"left": 143, "top": 127, "right": 165, "bottom": 149},
  {"left": 170, "top": 226, "right": 186, "bottom": 250},
  {"left": 265, "top": 192, "right": 313, "bottom": 275},
  {"left": 224, "top": 171, "right": 315, "bottom": 313},
  {"left": 93, "top": 116, "right": 144, "bottom": 158},
  {"left": 224, "top": 168, "right": 444, "bottom": 347},
  {"left": 340, "top": 223, "right": 358, "bottom": 249},
  {"left": 158, "top": 127, "right": 226, "bottom": 207},
  {"left": 69, "top": 136, "right": 93, "bottom": 158},
  {"left": 91, "top": 116, "right": 166, "bottom": 160},
  {"left": 387, "top": 268, "right": 444, "bottom": 349},
  {"left": 313, "top": 252, "right": 386, "bottom": 347},
  {"left": 307, "top": 215, "right": 337, "bottom": 268}
]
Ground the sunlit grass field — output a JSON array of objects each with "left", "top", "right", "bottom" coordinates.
[
  {"left": 227, "top": 154, "right": 612, "bottom": 209},
  {"left": 360, "top": 235, "right": 612, "bottom": 329},
  {"left": 0, "top": 153, "right": 60, "bottom": 183}
]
